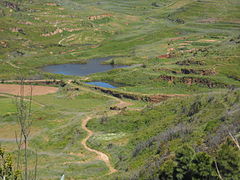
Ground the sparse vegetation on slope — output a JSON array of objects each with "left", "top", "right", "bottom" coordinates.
[
  {"left": 88, "top": 89, "right": 240, "bottom": 179},
  {"left": 0, "top": 0, "right": 239, "bottom": 179}
]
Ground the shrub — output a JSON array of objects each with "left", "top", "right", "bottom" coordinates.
[
  {"left": 187, "top": 100, "right": 202, "bottom": 117},
  {"left": 158, "top": 160, "right": 177, "bottom": 180},
  {"left": 0, "top": 147, "right": 21, "bottom": 179},
  {"left": 173, "top": 145, "right": 195, "bottom": 179},
  {"left": 216, "top": 139, "right": 240, "bottom": 180},
  {"left": 190, "top": 152, "right": 216, "bottom": 179},
  {"left": 132, "top": 123, "right": 192, "bottom": 157}
]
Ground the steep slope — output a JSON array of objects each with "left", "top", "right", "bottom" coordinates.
[{"left": 88, "top": 89, "right": 240, "bottom": 179}]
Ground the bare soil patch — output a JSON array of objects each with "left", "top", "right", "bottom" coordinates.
[
  {"left": 198, "top": 39, "right": 219, "bottom": 43},
  {"left": 88, "top": 14, "right": 113, "bottom": 21},
  {"left": 197, "top": 18, "right": 218, "bottom": 23},
  {"left": 0, "top": 84, "right": 58, "bottom": 96}
]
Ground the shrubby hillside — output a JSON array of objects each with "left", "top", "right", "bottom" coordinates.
[{"left": 0, "top": 0, "right": 239, "bottom": 179}]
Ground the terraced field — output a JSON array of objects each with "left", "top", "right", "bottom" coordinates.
[{"left": 0, "top": 0, "right": 239, "bottom": 179}]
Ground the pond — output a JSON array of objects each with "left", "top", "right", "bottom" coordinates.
[
  {"left": 85, "top": 82, "right": 117, "bottom": 88},
  {"left": 42, "top": 57, "right": 128, "bottom": 76}
]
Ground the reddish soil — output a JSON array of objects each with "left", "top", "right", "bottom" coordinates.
[
  {"left": 0, "top": 84, "right": 58, "bottom": 96},
  {"left": 169, "top": 37, "right": 187, "bottom": 41},
  {"left": 157, "top": 54, "right": 172, "bottom": 59},
  {"left": 157, "top": 75, "right": 231, "bottom": 88},
  {"left": 149, "top": 94, "right": 188, "bottom": 103}
]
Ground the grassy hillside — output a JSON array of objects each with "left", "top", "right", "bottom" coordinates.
[
  {"left": 88, "top": 89, "right": 240, "bottom": 179},
  {"left": 0, "top": 0, "right": 239, "bottom": 179}
]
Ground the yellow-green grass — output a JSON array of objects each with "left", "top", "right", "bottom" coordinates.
[
  {"left": 0, "top": 0, "right": 240, "bottom": 179},
  {"left": 0, "top": 88, "right": 117, "bottom": 179}
]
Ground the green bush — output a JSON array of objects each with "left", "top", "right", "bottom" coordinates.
[
  {"left": 216, "top": 139, "right": 240, "bottom": 180},
  {"left": 190, "top": 152, "right": 215, "bottom": 179},
  {"left": 0, "top": 147, "right": 21, "bottom": 180}
]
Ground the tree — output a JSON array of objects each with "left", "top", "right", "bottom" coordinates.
[
  {"left": 158, "top": 159, "right": 177, "bottom": 180},
  {"left": 216, "top": 139, "right": 240, "bottom": 180},
  {"left": 173, "top": 145, "right": 195, "bottom": 180},
  {"left": 190, "top": 152, "right": 216, "bottom": 180},
  {"left": 14, "top": 79, "right": 38, "bottom": 180},
  {"left": 15, "top": 80, "right": 33, "bottom": 180}
]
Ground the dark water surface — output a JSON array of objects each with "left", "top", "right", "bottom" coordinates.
[{"left": 42, "top": 57, "right": 128, "bottom": 76}]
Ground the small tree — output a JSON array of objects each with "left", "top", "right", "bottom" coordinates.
[
  {"left": 100, "top": 112, "right": 108, "bottom": 124},
  {"left": 216, "top": 139, "right": 240, "bottom": 180},
  {"left": 15, "top": 79, "right": 38, "bottom": 180},
  {"left": 190, "top": 152, "right": 216, "bottom": 179},
  {"left": 0, "top": 146, "right": 21, "bottom": 180},
  {"left": 173, "top": 145, "right": 195, "bottom": 179},
  {"left": 158, "top": 159, "right": 176, "bottom": 180}
]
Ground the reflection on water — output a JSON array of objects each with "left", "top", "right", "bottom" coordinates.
[{"left": 42, "top": 57, "right": 127, "bottom": 76}]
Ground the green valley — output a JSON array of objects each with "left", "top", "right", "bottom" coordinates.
[{"left": 0, "top": 0, "right": 239, "bottom": 179}]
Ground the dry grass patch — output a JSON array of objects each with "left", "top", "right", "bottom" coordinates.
[{"left": 0, "top": 84, "right": 58, "bottom": 96}]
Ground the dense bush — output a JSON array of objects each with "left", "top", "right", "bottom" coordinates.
[
  {"left": 138, "top": 141, "right": 240, "bottom": 180},
  {"left": 119, "top": 122, "right": 239, "bottom": 180},
  {"left": 216, "top": 139, "right": 240, "bottom": 180},
  {"left": 0, "top": 147, "right": 20, "bottom": 180}
]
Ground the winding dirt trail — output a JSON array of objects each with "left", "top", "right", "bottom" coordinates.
[
  {"left": 78, "top": 85, "right": 135, "bottom": 175},
  {"left": 78, "top": 85, "right": 187, "bottom": 176},
  {"left": 81, "top": 116, "right": 117, "bottom": 174}
]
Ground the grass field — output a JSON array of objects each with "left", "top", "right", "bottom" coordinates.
[{"left": 0, "top": 89, "right": 117, "bottom": 179}]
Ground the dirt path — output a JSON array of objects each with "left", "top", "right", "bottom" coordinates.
[
  {"left": 81, "top": 116, "right": 117, "bottom": 175},
  {"left": 6, "top": 61, "right": 20, "bottom": 69},
  {"left": 58, "top": 34, "right": 75, "bottom": 45},
  {"left": 78, "top": 83, "right": 136, "bottom": 175}
]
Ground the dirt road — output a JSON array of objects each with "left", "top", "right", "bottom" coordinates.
[{"left": 81, "top": 116, "right": 117, "bottom": 174}]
